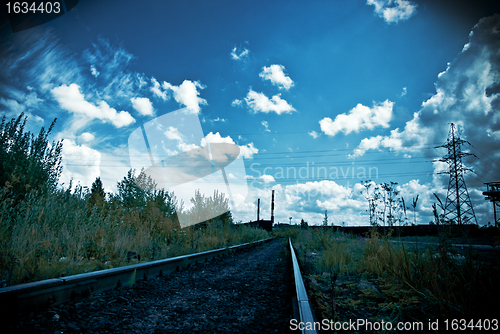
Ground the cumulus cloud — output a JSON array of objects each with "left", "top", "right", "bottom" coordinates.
[
  {"left": 130, "top": 96, "right": 154, "bottom": 116},
  {"left": 202, "top": 132, "right": 258, "bottom": 159},
  {"left": 79, "top": 132, "right": 95, "bottom": 143},
  {"left": 1, "top": 33, "right": 220, "bottom": 199},
  {"left": 244, "top": 90, "right": 295, "bottom": 114},
  {"left": 351, "top": 15, "right": 500, "bottom": 188},
  {"left": 261, "top": 174, "right": 275, "bottom": 183},
  {"left": 320, "top": 100, "right": 393, "bottom": 137},
  {"left": 284, "top": 180, "right": 364, "bottom": 220},
  {"left": 238, "top": 178, "right": 444, "bottom": 226},
  {"left": 259, "top": 64, "right": 294, "bottom": 90},
  {"left": 240, "top": 142, "right": 259, "bottom": 159},
  {"left": 350, "top": 112, "right": 431, "bottom": 157},
  {"left": 367, "top": 0, "right": 417, "bottom": 24},
  {"left": 60, "top": 139, "right": 101, "bottom": 189},
  {"left": 162, "top": 80, "right": 207, "bottom": 114},
  {"left": 160, "top": 126, "right": 198, "bottom": 154},
  {"left": 352, "top": 136, "right": 382, "bottom": 157},
  {"left": 51, "top": 83, "right": 135, "bottom": 128},
  {"left": 150, "top": 77, "right": 169, "bottom": 100},
  {"left": 230, "top": 46, "right": 250, "bottom": 61},
  {"left": 202, "top": 132, "right": 234, "bottom": 146}
]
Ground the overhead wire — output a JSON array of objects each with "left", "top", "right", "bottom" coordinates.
[{"left": 58, "top": 137, "right": 496, "bottom": 189}]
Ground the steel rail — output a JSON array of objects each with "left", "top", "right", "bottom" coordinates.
[
  {"left": 0, "top": 237, "right": 274, "bottom": 316},
  {"left": 289, "top": 238, "right": 318, "bottom": 334}
]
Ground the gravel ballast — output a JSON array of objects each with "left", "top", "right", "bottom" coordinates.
[{"left": 6, "top": 238, "right": 294, "bottom": 333}]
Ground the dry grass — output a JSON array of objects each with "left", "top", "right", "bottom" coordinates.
[
  {"left": 0, "top": 189, "right": 269, "bottom": 286},
  {"left": 283, "top": 226, "right": 500, "bottom": 320}
]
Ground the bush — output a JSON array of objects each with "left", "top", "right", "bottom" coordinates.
[{"left": 0, "top": 113, "right": 62, "bottom": 204}]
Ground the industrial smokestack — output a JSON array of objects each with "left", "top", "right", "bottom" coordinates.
[
  {"left": 271, "top": 190, "right": 275, "bottom": 225},
  {"left": 257, "top": 198, "right": 260, "bottom": 221}
]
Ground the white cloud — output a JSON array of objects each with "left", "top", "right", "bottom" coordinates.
[
  {"left": 240, "top": 142, "right": 258, "bottom": 159},
  {"left": 259, "top": 64, "right": 294, "bottom": 90},
  {"left": 231, "top": 99, "right": 243, "bottom": 107},
  {"left": 79, "top": 132, "right": 95, "bottom": 143},
  {"left": 230, "top": 46, "right": 250, "bottom": 61},
  {"left": 163, "top": 80, "right": 207, "bottom": 114},
  {"left": 244, "top": 90, "right": 295, "bottom": 115},
  {"left": 401, "top": 87, "right": 407, "bottom": 96},
  {"left": 90, "top": 65, "right": 99, "bottom": 78},
  {"left": 51, "top": 83, "right": 135, "bottom": 128},
  {"left": 202, "top": 132, "right": 235, "bottom": 145},
  {"left": 165, "top": 126, "right": 183, "bottom": 142},
  {"left": 178, "top": 142, "right": 200, "bottom": 152},
  {"left": 262, "top": 120, "right": 271, "bottom": 132},
  {"left": 150, "top": 77, "right": 169, "bottom": 100},
  {"left": 396, "top": 179, "right": 446, "bottom": 224},
  {"left": 236, "top": 178, "right": 442, "bottom": 226},
  {"left": 367, "top": 0, "right": 417, "bottom": 24},
  {"left": 320, "top": 100, "right": 393, "bottom": 137},
  {"left": 130, "top": 96, "right": 154, "bottom": 116},
  {"left": 350, "top": 111, "right": 430, "bottom": 157},
  {"left": 161, "top": 126, "right": 200, "bottom": 153},
  {"left": 201, "top": 132, "right": 258, "bottom": 159},
  {"left": 261, "top": 174, "right": 275, "bottom": 183},
  {"left": 282, "top": 180, "right": 364, "bottom": 220},
  {"left": 309, "top": 130, "right": 319, "bottom": 139},
  {"left": 354, "top": 136, "right": 382, "bottom": 157},
  {"left": 60, "top": 139, "right": 101, "bottom": 189}
]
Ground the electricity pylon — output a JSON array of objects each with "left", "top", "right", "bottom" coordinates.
[{"left": 436, "top": 123, "right": 478, "bottom": 225}]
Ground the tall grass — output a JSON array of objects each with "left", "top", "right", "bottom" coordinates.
[
  {"left": 361, "top": 232, "right": 499, "bottom": 318},
  {"left": 288, "top": 227, "right": 500, "bottom": 319},
  {"left": 0, "top": 187, "right": 269, "bottom": 286}
]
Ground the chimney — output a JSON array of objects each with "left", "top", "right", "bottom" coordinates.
[
  {"left": 271, "top": 190, "right": 275, "bottom": 225},
  {"left": 257, "top": 198, "right": 260, "bottom": 221}
]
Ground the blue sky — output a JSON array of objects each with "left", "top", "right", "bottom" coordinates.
[{"left": 1, "top": 0, "right": 499, "bottom": 226}]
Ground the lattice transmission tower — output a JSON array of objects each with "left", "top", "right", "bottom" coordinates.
[{"left": 436, "top": 123, "right": 478, "bottom": 225}]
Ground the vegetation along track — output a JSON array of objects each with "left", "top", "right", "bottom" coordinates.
[{"left": 4, "top": 238, "right": 295, "bottom": 334}]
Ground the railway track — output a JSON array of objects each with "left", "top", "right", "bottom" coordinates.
[{"left": 2, "top": 237, "right": 318, "bottom": 334}]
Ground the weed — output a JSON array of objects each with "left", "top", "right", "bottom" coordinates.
[
  {"left": 290, "top": 226, "right": 500, "bottom": 324},
  {"left": 0, "top": 187, "right": 269, "bottom": 286}
]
